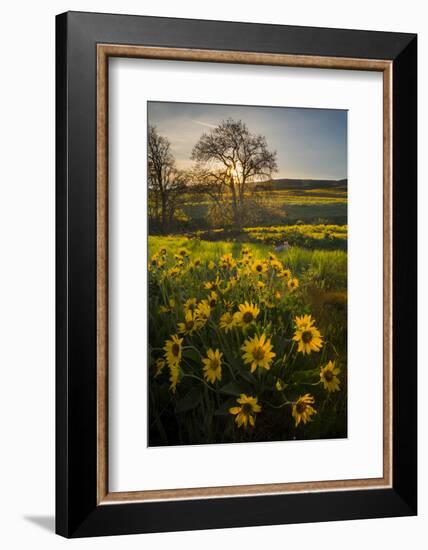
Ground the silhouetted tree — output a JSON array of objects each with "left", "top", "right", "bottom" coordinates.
[
  {"left": 148, "top": 125, "right": 187, "bottom": 233},
  {"left": 191, "top": 118, "right": 278, "bottom": 226}
]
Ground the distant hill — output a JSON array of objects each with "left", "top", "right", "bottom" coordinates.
[{"left": 252, "top": 178, "right": 348, "bottom": 191}]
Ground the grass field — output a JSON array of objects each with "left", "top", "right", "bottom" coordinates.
[
  {"left": 179, "top": 187, "right": 348, "bottom": 230},
  {"left": 148, "top": 235, "right": 347, "bottom": 446},
  {"left": 148, "top": 235, "right": 347, "bottom": 287},
  {"left": 191, "top": 224, "right": 348, "bottom": 250}
]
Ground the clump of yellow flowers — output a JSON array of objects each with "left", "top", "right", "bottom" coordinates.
[{"left": 149, "top": 242, "right": 345, "bottom": 444}]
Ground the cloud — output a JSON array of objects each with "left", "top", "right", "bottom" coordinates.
[{"left": 190, "top": 119, "right": 217, "bottom": 129}]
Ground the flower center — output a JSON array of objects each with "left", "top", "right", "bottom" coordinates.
[
  {"left": 302, "top": 330, "right": 313, "bottom": 343},
  {"left": 210, "top": 358, "right": 219, "bottom": 370},
  {"left": 241, "top": 403, "right": 253, "bottom": 415},
  {"left": 210, "top": 299, "right": 216, "bottom": 307},
  {"left": 256, "top": 265, "right": 262, "bottom": 272},
  {"left": 242, "top": 311, "right": 254, "bottom": 324},
  {"left": 185, "top": 320, "right": 194, "bottom": 331},
  {"left": 296, "top": 402, "right": 306, "bottom": 414},
  {"left": 324, "top": 370, "right": 333, "bottom": 382},
  {"left": 171, "top": 343, "right": 180, "bottom": 357},
  {"left": 252, "top": 347, "right": 265, "bottom": 361}
]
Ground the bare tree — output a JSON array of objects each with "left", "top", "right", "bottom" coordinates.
[
  {"left": 191, "top": 118, "right": 278, "bottom": 227},
  {"left": 148, "top": 125, "right": 187, "bottom": 233}
]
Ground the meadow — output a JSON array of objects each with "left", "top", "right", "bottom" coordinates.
[
  {"left": 148, "top": 235, "right": 347, "bottom": 446},
  {"left": 147, "top": 111, "right": 347, "bottom": 446},
  {"left": 178, "top": 186, "right": 348, "bottom": 230}
]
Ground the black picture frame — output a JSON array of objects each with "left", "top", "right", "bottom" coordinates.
[{"left": 56, "top": 11, "right": 417, "bottom": 538}]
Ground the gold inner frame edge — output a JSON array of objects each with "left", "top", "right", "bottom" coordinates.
[{"left": 96, "top": 44, "right": 393, "bottom": 504}]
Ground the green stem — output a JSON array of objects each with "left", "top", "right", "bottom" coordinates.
[
  {"left": 182, "top": 373, "right": 217, "bottom": 392},
  {"left": 265, "top": 400, "right": 293, "bottom": 409}
]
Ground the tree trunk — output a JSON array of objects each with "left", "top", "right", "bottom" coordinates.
[
  {"left": 160, "top": 193, "right": 167, "bottom": 234},
  {"left": 229, "top": 183, "right": 240, "bottom": 228}
]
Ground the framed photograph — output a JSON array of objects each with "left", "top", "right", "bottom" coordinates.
[{"left": 56, "top": 11, "right": 417, "bottom": 537}]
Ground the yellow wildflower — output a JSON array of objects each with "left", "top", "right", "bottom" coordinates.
[
  {"left": 292, "top": 316, "right": 323, "bottom": 355},
  {"left": 270, "top": 259, "right": 283, "bottom": 272},
  {"left": 219, "top": 311, "right": 236, "bottom": 333},
  {"left": 169, "top": 362, "right": 180, "bottom": 393},
  {"left": 159, "top": 298, "right": 175, "bottom": 314},
  {"left": 204, "top": 276, "right": 221, "bottom": 291},
  {"left": 233, "top": 301, "right": 260, "bottom": 327},
  {"left": 294, "top": 314, "right": 316, "bottom": 329},
  {"left": 164, "top": 334, "right": 183, "bottom": 367},
  {"left": 206, "top": 291, "right": 218, "bottom": 308},
  {"left": 251, "top": 260, "right": 267, "bottom": 275},
  {"left": 241, "top": 333, "right": 276, "bottom": 372},
  {"left": 220, "top": 253, "right": 236, "bottom": 270},
  {"left": 280, "top": 268, "right": 291, "bottom": 279},
  {"left": 183, "top": 297, "right": 197, "bottom": 315},
  {"left": 154, "top": 358, "right": 165, "bottom": 377},
  {"left": 288, "top": 277, "right": 299, "bottom": 291},
  {"left": 177, "top": 311, "right": 200, "bottom": 335},
  {"left": 202, "top": 348, "right": 223, "bottom": 384},
  {"left": 195, "top": 300, "right": 211, "bottom": 325},
  {"left": 229, "top": 395, "right": 261, "bottom": 428},
  {"left": 292, "top": 394, "right": 317, "bottom": 427},
  {"left": 275, "top": 378, "right": 287, "bottom": 391},
  {"left": 320, "top": 361, "right": 341, "bottom": 392}
]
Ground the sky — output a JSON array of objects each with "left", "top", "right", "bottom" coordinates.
[{"left": 148, "top": 101, "right": 347, "bottom": 180}]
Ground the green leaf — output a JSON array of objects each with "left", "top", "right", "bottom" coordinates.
[
  {"left": 290, "top": 368, "right": 319, "bottom": 383},
  {"left": 175, "top": 387, "right": 201, "bottom": 413}
]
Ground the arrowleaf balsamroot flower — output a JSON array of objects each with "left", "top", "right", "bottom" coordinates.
[
  {"left": 229, "top": 394, "right": 261, "bottom": 428},
  {"left": 164, "top": 334, "right": 183, "bottom": 367},
  {"left": 158, "top": 298, "right": 175, "bottom": 314},
  {"left": 280, "top": 268, "right": 292, "bottom": 279},
  {"left": 169, "top": 362, "right": 180, "bottom": 393},
  {"left": 294, "top": 314, "right": 316, "bottom": 329},
  {"left": 320, "top": 360, "right": 341, "bottom": 392},
  {"left": 206, "top": 291, "right": 218, "bottom": 308},
  {"left": 220, "top": 253, "right": 236, "bottom": 270},
  {"left": 241, "top": 333, "right": 276, "bottom": 372},
  {"left": 233, "top": 301, "right": 260, "bottom": 328},
  {"left": 219, "top": 311, "right": 236, "bottom": 333},
  {"left": 287, "top": 277, "right": 299, "bottom": 291},
  {"left": 204, "top": 276, "right": 222, "bottom": 291},
  {"left": 292, "top": 394, "right": 317, "bottom": 427},
  {"left": 195, "top": 300, "right": 211, "bottom": 325},
  {"left": 202, "top": 348, "right": 223, "bottom": 384},
  {"left": 183, "top": 297, "right": 197, "bottom": 315},
  {"left": 293, "top": 315, "right": 323, "bottom": 355},
  {"left": 154, "top": 358, "right": 165, "bottom": 377},
  {"left": 177, "top": 310, "right": 200, "bottom": 335},
  {"left": 251, "top": 259, "right": 267, "bottom": 275}
]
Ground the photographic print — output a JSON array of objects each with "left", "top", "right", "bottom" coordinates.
[{"left": 148, "top": 101, "right": 347, "bottom": 447}]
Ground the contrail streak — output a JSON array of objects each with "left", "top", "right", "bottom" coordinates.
[{"left": 190, "top": 119, "right": 217, "bottom": 129}]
